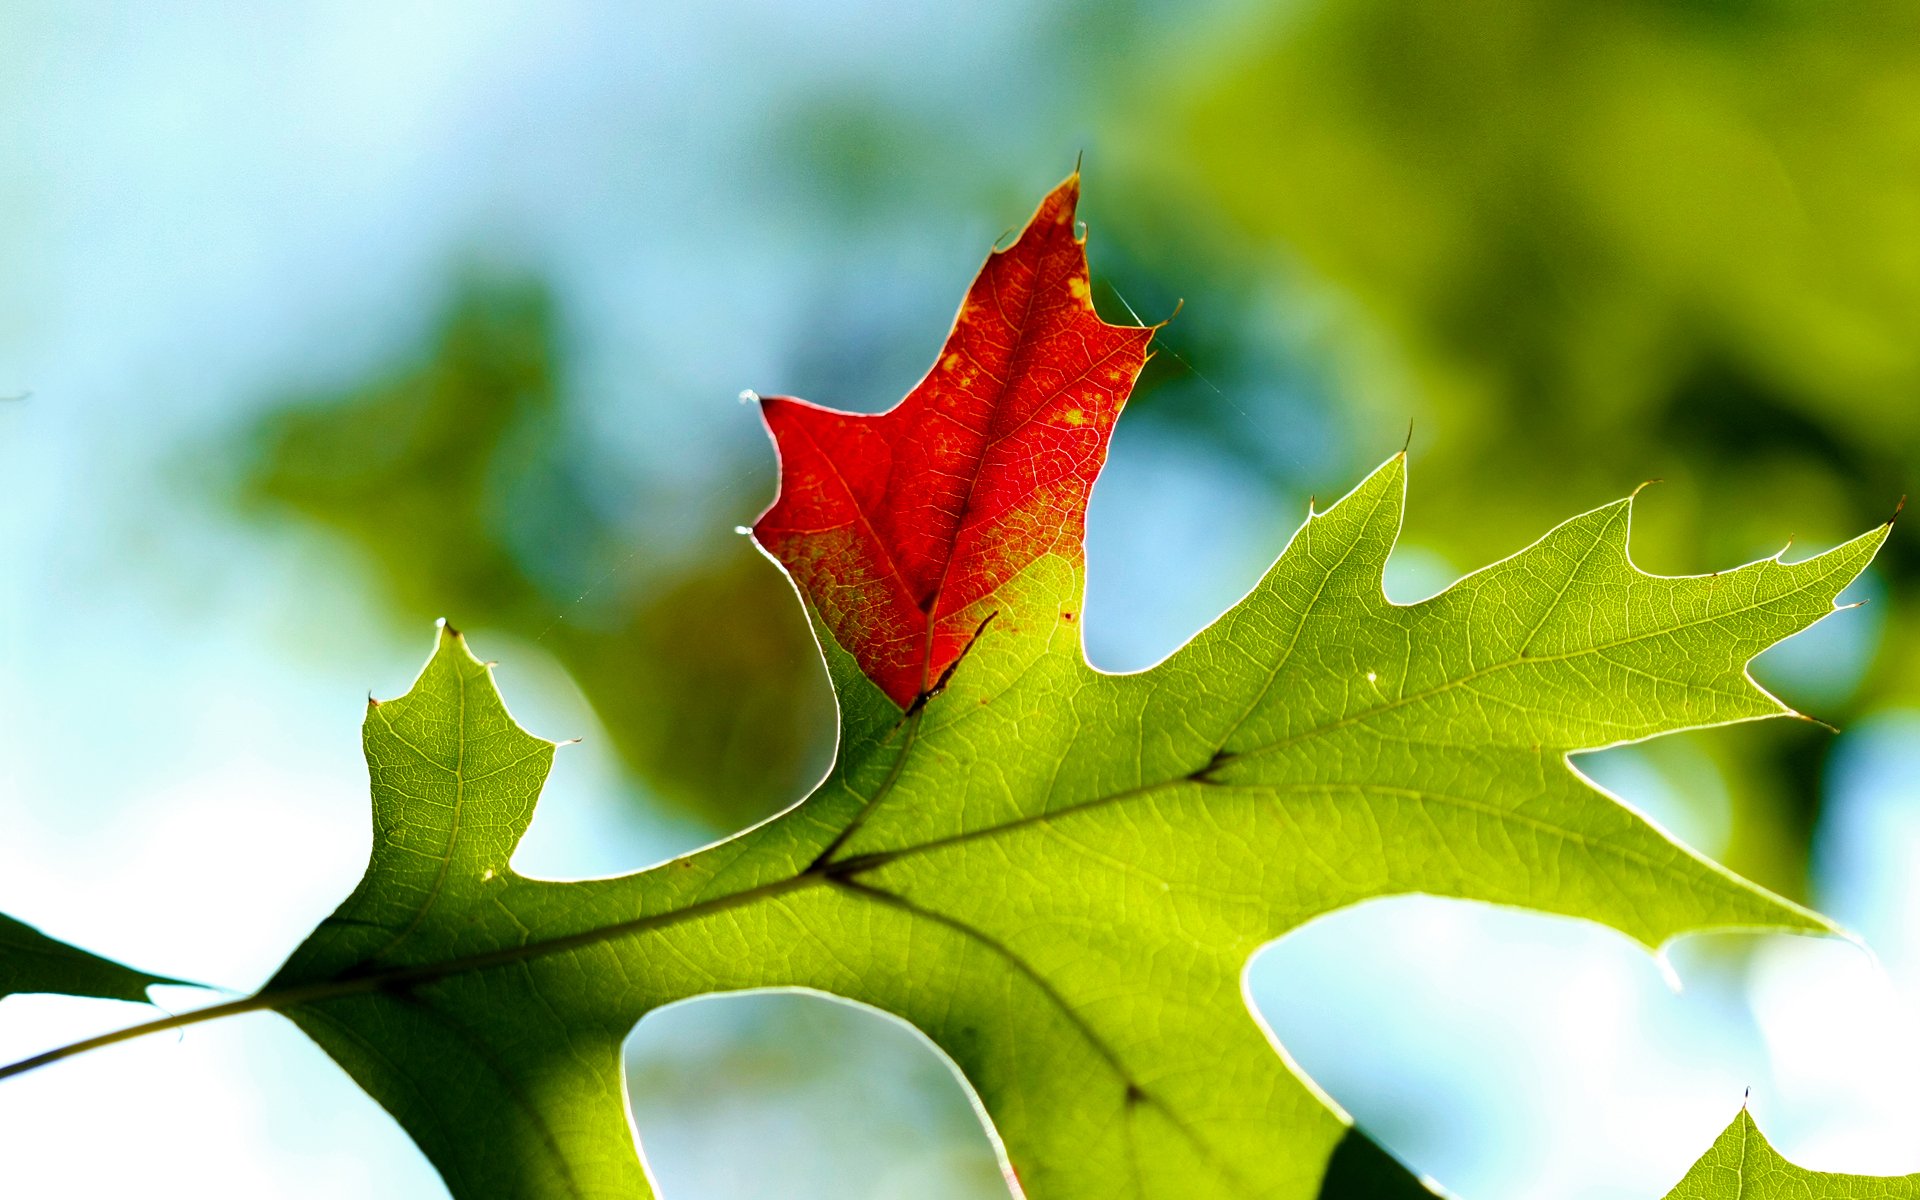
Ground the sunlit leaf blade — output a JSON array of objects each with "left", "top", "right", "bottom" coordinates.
[
  {"left": 1663, "top": 1109, "right": 1920, "bottom": 1199},
  {"left": 0, "top": 913, "right": 183, "bottom": 1005},
  {"left": 210, "top": 178, "right": 1893, "bottom": 1198},
  {"left": 264, "top": 446, "right": 1883, "bottom": 1198}
]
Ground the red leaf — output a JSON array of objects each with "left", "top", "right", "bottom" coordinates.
[{"left": 753, "top": 174, "right": 1155, "bottom": 709}]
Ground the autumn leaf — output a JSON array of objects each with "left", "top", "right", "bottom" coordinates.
[
  {"left": 0, "top": 175, "right": 1890, "bottom": 1200},
  {"left": 753, "top": 176, "right": 1153, "bottom": 708},
  {"left": 1662, "top": 1108, "right": 1920, "bottom": 1198}
]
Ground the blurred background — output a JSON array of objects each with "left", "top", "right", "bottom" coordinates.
[{"left": 0, "top": 1, "right": 1916, "bottom": 1196}]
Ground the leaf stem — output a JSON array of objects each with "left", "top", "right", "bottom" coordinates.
[
  {"left": 0, "top": 869, "right": 827, "bottom": 1084},
  {"left": 0, "top": 988, "right": 314, "bottom": 1082}
]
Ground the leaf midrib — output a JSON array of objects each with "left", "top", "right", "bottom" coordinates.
[
  {"left": 914, "top": 244, "right": 1049, "bottom": 694},
  {"left": 359, "top": 674, "right": 470, "bottom": 966}
]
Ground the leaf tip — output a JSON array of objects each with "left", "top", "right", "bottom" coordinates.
[
  {"left": 1017, "top": 171, "right": 1083, "bottom": 251},
  {"left": 1652, "top": 945, "right": 1684, "bottom": 994},
  {"left": 1824, "top": 916, "right": 1879, "bottom": 958},
  {"left": 1785, "top": 708, "right": 1841, "bottom": 734}
]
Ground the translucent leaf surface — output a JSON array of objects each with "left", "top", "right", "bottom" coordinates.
[{"left": 1663, "top": 1110, "right": 1920, "bottom": 1199}]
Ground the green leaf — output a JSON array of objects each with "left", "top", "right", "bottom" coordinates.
[
  {"left": 1663, "top": 1109, "right": 1920, "bottom": 1198},
  {"left": 0, "top": 913, "right": 182, "bottom": 1005},
  {"left": 255, "top": 451, "right": 1884, "bottom": 1200}
]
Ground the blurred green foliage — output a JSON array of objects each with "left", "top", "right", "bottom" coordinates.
[
  {"left": 1134, "top": 0, "right": 1919, "bottom": 559},
  {"left": 1104, "top": 0, "right": 1920, "bottom": 896},
  {"left": 237, "top": 280, "right": 833, "bottom": 832}
]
